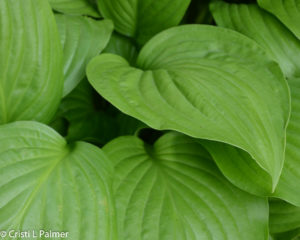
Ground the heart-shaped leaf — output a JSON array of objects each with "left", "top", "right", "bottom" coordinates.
[
  {"left": 258, "top": 0, "right": 300, "bottom": 40},
  {"left": 97, "top": 0, "right": 191, "bottom": 45},
  {"left": 55, "top": 15, "right": 113, "bottom": 96},
  {"left": 49, "top": 0, "right": 100, "bottom": 17},
  {"left": 0, "top": 0, "right": 63, "bottom": 124},
  {"left": 103, "top": 132, "right": 269, "bottom": 240},
  {"left": 269, "top": 199, "right": 300, "bottom": 240},
  {"left": 87, "top": 25, "right": 290, "bottom": 192},
  {"left": 211, "top": 1, "right": 300, "bottom": 205},
  {"left": 0, "top": 121, "right": 116, "bottom": 240}
]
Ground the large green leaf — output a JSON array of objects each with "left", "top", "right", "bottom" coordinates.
[
  {"left": 210, "top": 1, "right": 300, "bottom": 78},
  {"left": 0, "top": 0, "right": 63, "bottom": 124},
  {"left": 0, "top": 121, "right": 116, "bottom": 240},
  {"left": 210, "top": 1, "right": 300, "bottom": 205},
  {"left": 96, "top": 0, "right": 191, "bottom": 45},
  {"left": 55, "top": 15, "right": 113, "bottom": 96},
  {"left": 269, "top": 199, "right": 300, "bottom": 240},
  {"left": 103, "top": 132, "right": 269, "bottom": 240},
  {"left": 258, "top": 0, "right": 300, "bottom": 40},
  {"left": 87, "top": 25, "right": 290, "bottom": 192},
  {"left": 49, "top": 0, "right": 100, "bottom": 17}
]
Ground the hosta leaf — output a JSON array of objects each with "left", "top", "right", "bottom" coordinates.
[
  {"left": 87, "top": 25, "right": 290, "bottom": 192},
  {"left": 273, "top": 78, "right": 300, "bottom": 206},
  {"left": 200, "top": 140, "right": 274, "bottom": 196},
  {"left": 103, "top": 132, "right": 269, "bottom": 240},
  {"left": 55, "top": 14, "right": 113, "bottom": 96},
  {"left": 0, "top": 121, "right": 116, "bottom": 240},
  {"left": 210, "top": 1, "right": 300, "bottom": 78},
  {"left": 49, "top": 0, "right": 100, "bottom": 17},
  {"left": 269, "top": 199, "right": 300, "bottom": 240},
  {"left": 104, "top": 32, "right": 138, "bottom": 65},
  {"left": 97, "top": 0, "right": 191, "bottom": 45},
  {"left": 0, "top": 0, "right": 63, "bottom": 124},
  {"left": 258, "top": 0, "right": 300, "bottom": 40},
  {"left": 211, "top": 2, "right": 300, "bottom": 205}
]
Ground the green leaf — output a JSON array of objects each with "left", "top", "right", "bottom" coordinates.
[
  {"left": 104, "top": 32, "right": 138, "bottom": 65},
  {"left": 0, "top": 121, "right": 116, "bottom": 240},
  {"left": 49, "top": 0, "right": 100, "bottom": 17},
  {"left": 200, "top": 140, "right": 274, "bottom": 196},
  {"left": 87, "top": 25, "right": 290, "bottom": 192},
  {"left": 273, "top": 78, "right": 300, "bottom": 206},
  {"left": 55, "top": 15, "right": 113, "bottom": 96},
  {"left": 0, "top": 0, "right": 63, "bottom": 124},
  {"left": 210, "top": 1, "right": 300, "bottom": 205},
  {"left": 258, "top": 0, "right": 300, "bottom": 40},
  {"left": 96, "top": 0, "right": 191, "bottom": 45},
  {"left": 103, "top": 132, "right": 269, "bottom": 240},
  {"left": 269, "top": 199, "right": 300, "bottom": 240},
  {"left": 210, "top": 1, "right": 300, "bottom": 78}
]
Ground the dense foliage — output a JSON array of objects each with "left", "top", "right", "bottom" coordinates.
[{"left": 0, "top": 0, "right": 300, "bottom": 239}]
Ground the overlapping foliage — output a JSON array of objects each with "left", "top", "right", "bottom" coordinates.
[{"left": 1, "top": 0, "right": 300, "bottom": 239}]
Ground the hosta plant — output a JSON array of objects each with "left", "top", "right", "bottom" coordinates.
[{"left": 0, "top": 0, "right": 300, "bottom": 239}]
